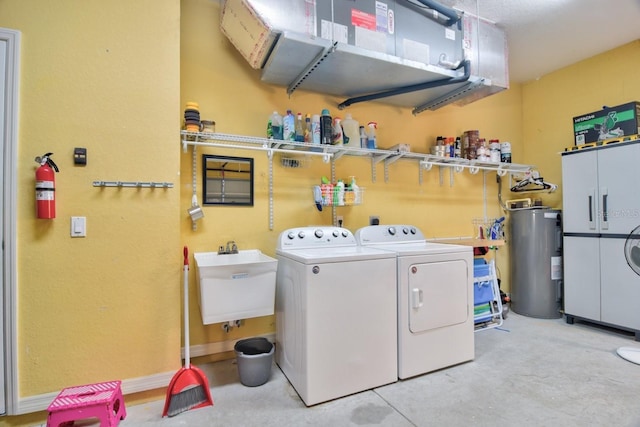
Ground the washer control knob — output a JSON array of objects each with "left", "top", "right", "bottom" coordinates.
[
  {"left": 388, "top": 226, "right": 396, "bottom": 236},
  {"left": 402, "top": 227, "right": 409, "bottom": 234},
  {"left": 314, "top": 229, "right": 324, "bottom": 239},
  {"left": 332, "top": 230, "right": 339, "bottom": 238},
  {"left": 287, "top": 231, "right": 296, "bottom": 240},
  {"left": 298, "top": 231, "right": 306, "bottom": 239},
  {"left": 410, "top": 227, "right": 417, "bottom": 234},
  {"left": 342, "top": 230, "right": 349, "bottom": 238}
]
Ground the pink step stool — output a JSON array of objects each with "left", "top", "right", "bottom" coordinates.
[{"left": 47, "top": 380, "right": 126, "bottom": 427}]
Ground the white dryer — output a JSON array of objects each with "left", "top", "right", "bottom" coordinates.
[
  {"left": 355, "top": 225, "right": 474, "bottom": 379},
  {"left": 275, "top": 226, "right": 397, "bottom": 406}
]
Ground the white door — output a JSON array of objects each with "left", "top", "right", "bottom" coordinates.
[
  {"left": 1, "top": 27, "right": 20, "bottom": 416},
  {"left": 596, "top": 143, "right": 640, "bottom": 235},
  {"left": 563, "top": 236, "right": 601, "bottom": 320},
  {"left": 561, "top": 150, "right": 599, "bottom": 233},
  {"left": 0, "top": 35, "right": 6, "bottom": 416},
  {"left": 408, "top": 259, "right": 468, "bottom": 332}
]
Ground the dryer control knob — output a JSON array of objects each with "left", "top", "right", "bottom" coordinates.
[
  {"left": 388, "top": 226, "right": 396, "bottom": 235},
  {"left": 410, "top": 227, "right": 417, "bottom": 234},
  {"left": 298, "top": 231, "right": 306, "bottom": 239},
  {"left": 332, "top": 230, "right": 339, "bottom": 238},
  {"left": 341, "top": 230, "right": 349, "bottom": 238},
  {"left": 402, "top": 227, "right": 409, "bottom": 234},
  {"left": 287, "top": 231, "right": 296, "bottom": 240},
  {"left": 314, "top": 229, "right": 324, "bottom": 238}
]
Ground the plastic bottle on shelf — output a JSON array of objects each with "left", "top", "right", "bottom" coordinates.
[
  {"left": 359, "top": 125, "right": 367, "bottom": 148},
  {"left": 269, "top": 111, "right": 283, "bottom": 140},
  {"left": 311, "top": 114, "right": 321, "bottom": 145},
  {"left": 295, "top": 112, "right": 305, "bottom": 142},
  {"left": 283, "top": 109, "right": 295, "bottom": 141},
  {"left": 336, "top": 179, "right": 345, "bottom": 206},
  {"left": 351, "top": 176, "right": 361, "bottom": 204},
  {"left": 332, "top": 117, "right": 344, "bottom": 145},
  {"left": 341, "top": 113, "right": 360, "bottom": 147},
  {"left": 320, "top": 109, "right": 333, "bottom": 145},
  {"left": 366, "top": 122, "right": 377, "bottom": 149},
  {"left": 304, "top": 114, "right": 311, "bottom": 143}
]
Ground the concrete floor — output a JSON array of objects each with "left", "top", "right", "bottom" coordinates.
[{"left": 114, "top": 312, "right": 639, "bottom": 426}]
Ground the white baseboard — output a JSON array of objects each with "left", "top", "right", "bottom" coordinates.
[{"left": 14, "top": 333, "right": 275, "bottom": 415}]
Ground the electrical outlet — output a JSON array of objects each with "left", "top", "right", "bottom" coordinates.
[
  {"left": 369, "top": 215, "right": 380, "bottom": 226},
  {"left": 337, "top": 216, "right": 344, "bottom": 227}
]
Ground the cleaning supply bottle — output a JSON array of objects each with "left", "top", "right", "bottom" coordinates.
[
  {"left": 304, "top": 114, "right": 311, "bottom": 143},
  {"left": 366, "top": 121, "right": 377, "bottom": 149},
  {"left": 341, "top": 113, "right": 360, "bottom": 147},
  {"left": 336, "top": 179, "right": 345, "bottom": 206},
  {"left": 283, "top": 109, "right": 295, "bottom": 141},
  {"left": 295, "top": 112, "right": 305, "bottom": 142},
  {"left": 311, "top": 114, "right": 321, "bottom": 145},
  {"left": 359, "top": 125, "right": 367, "bottom": 148},
  {"left": 351, "top": 176, "right": 361, "bottom": 204},
  {"left": 320, "top": 109, "right": 333, "bottom": 145},
  {"left": 269, "top": 111, "right": 283, "bottom": 140},
  {"left": 332, "top": 117, "right": 344, "bottom": 145}
]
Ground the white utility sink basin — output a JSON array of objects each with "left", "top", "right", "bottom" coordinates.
[{"left": 193, "top": 250, "right": 278, "bottom": 325}]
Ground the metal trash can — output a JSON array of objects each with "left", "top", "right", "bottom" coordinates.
[{"left": 234, "top": 337, "right": 274, "bottom": 387}]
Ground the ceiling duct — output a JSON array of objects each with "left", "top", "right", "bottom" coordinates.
[{"left": 220, "top": 0, "right": 508, "bottom": 113}]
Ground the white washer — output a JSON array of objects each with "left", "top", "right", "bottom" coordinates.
[
  {"left": 355, "top": 225, "right": 474, "bottom": 379},
  {"left": 275, "top": 226, "right": 397, "bottom": 406}
]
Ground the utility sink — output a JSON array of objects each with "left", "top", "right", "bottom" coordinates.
[{"left": 193, "top": 250, "right": 278, "bottom": 325}]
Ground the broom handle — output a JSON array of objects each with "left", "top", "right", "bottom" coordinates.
[{"left": 183, "top": 246, "right": 191, "bottom": 368}]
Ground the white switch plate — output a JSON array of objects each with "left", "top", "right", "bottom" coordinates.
[{"left": 71, "top": 216, "right": 86, "bottom": 237}]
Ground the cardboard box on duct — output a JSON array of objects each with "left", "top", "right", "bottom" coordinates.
[{"left": 221, "top": 0, "right": 318, "bottom": 69}]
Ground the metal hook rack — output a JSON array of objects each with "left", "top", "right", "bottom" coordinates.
[{"left": 92, "top": 181, "right": 174, "bottom": 188}]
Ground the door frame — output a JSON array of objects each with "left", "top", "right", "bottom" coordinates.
[{"left": 1, "top": 27, "right": 20, "bottom": 416}]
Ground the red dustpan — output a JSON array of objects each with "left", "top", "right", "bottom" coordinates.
[{"left": 163, "top": 246, "right": 213, "bottom": 417}]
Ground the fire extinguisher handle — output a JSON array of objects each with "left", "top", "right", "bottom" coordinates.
[{"left": 46, "top": 158, "right": 59, "bottom": 172}]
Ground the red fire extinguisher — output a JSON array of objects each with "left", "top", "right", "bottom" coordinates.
[{"left": 35, "top": 153, "right": 59, "bottom": 219}]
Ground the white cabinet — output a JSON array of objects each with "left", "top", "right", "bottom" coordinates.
[{"left": 561, "top": 141, "right": 640, "bottom": 340}]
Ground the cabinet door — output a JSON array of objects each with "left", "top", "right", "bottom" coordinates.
[
  {"left": 562, "top": 151, "right": 599, "bottom": 233},
  {"left": 596, "top": 143, "right": 640, "bottom": 234},
  {"left": 600, "top": 237, "right": 640, "bottom": 330},
  {"left": 563, "top": 236, "right": 600, "bottom": 320}
]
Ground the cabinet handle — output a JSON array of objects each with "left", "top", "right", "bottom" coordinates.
[
  {"left": 601, "top": 188, "right": 609, "bottom": 229},
  {"left": 588, "top": 189, "right": 596, "bottom": 230}
]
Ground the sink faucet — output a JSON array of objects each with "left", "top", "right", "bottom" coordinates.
[{"left": 219, "top": 241, "right": 238, "bottom": 254}]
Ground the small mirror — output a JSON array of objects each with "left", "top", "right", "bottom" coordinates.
[{"left": 202, "top": 155, "right": 253, "bottom": 206}]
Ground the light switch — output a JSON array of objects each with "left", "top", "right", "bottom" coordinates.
[{"left": 71, "top": 216, "right": 86, "bottom": 237}]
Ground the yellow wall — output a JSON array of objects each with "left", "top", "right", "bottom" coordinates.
[
  {"left": 0, "top": 0, "right": 181, "bottom": 415},
  {"left": 1, "top": 0, "right": 638, "bottom": 423}
]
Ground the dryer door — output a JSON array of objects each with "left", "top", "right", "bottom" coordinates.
[{"left": 408, "top": 259, "right": 469, "bottom": 332}]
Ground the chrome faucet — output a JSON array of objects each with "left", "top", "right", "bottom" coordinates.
[{"left": 219, "top": 241, "right": 238, "bottom": 254}]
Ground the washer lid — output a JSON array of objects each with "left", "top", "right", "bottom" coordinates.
[
  {"left": 277, "top": 245, "right": 395, "bottom": 264},
  {"left": 360, "top": 241, "right": 471, "bottom": 256}
]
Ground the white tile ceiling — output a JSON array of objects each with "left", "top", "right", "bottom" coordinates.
[{"left": 439, "top": 0, "right": 640, "bottom": 82}]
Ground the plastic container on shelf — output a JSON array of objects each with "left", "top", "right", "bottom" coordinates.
[
  {"left": 283, "top": 109, "right": 295, "bottom": 141},
  {"left": 341, "top": 113, "right": 360, "bottom": 147},
  {"left": 320, "top": 109, "right": 333, "bottom": 145},
  {"left": 311, "top": 114, "right": 321, "bottom": 145},
  {"left": 295, "top": 112, "right": 305, "bottom": 142},
  {"left": 366, "top": 122, "right": 377, "bottom": 149},
  {"left": 268, "top": 111, "right": 283, "bottom": 140},
  {"left": 332, "top": 117, "right": 344, "bottom": 145},
  {"left": 359, "top": 126, "right": 367, "bottom": 148}
]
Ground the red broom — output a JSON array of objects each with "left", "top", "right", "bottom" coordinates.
[{"left": 163, "top": 246, "right": 214, "bottom": 417}]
